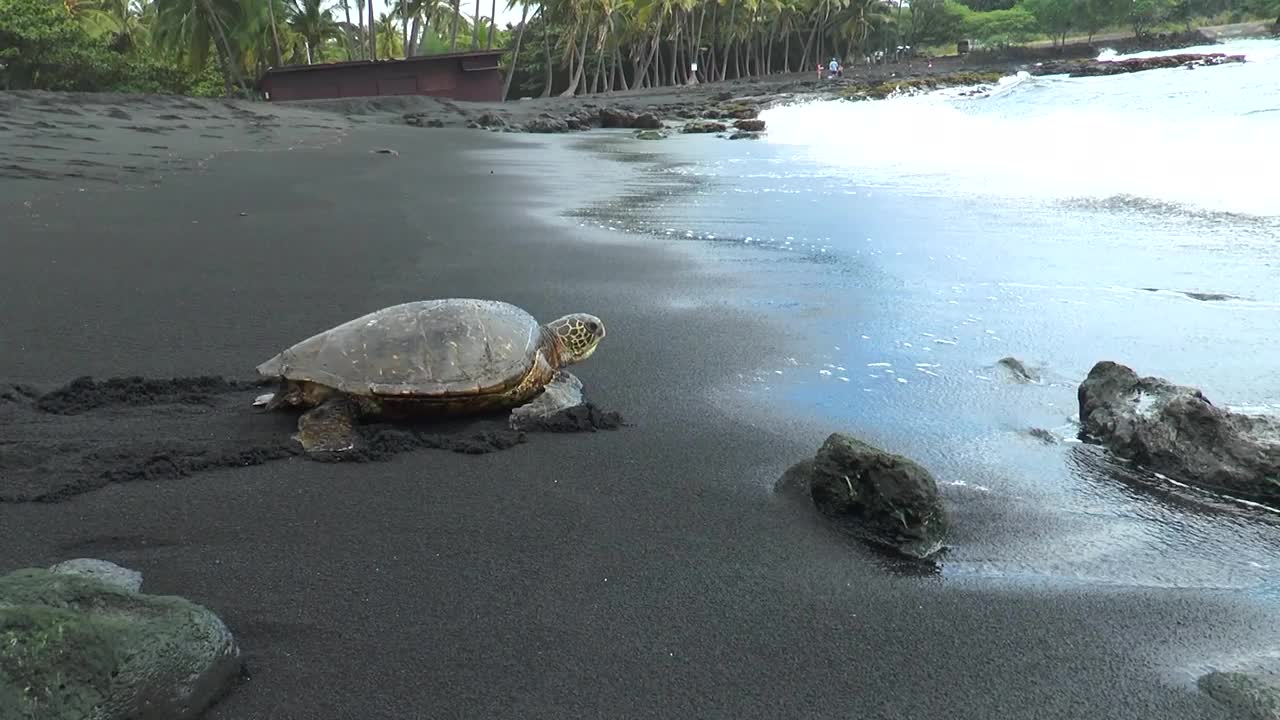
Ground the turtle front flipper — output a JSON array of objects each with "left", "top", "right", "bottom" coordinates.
[
  {"left": 509, "top": 371, "right": 585, "bottom": 430},
  {"left": 294, "top": 396, "right": 360, "bottom": 454}
]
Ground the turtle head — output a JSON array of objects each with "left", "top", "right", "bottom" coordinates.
[{"left": 547, "top": 313, "right": 605, "bottom": 365}]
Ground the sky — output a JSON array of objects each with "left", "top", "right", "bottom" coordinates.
[{"left": 359, "top": 0, "right": 527, "bottom": 29}]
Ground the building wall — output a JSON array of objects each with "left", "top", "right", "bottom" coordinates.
[{"left": 262, "top": 55, "right": 504, "bottom": 103}]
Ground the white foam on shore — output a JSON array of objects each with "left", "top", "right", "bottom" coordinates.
[{"left": 759, "top": 37, "right": 1280, "bottom": 217}]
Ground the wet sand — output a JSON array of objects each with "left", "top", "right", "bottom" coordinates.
[{"left": 0, "top": 92, "right": 1270, "bottom": 719}]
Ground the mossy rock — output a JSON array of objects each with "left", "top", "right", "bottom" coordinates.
[
  {"left": 837, "top": 71, "right": 1007, "bottom": 102},
  {"left": 0, "top": 566, "right": 241, "bottom": 720},
  {"left": 777, "top": 433, "right": 949, "bottom": 559},
  {"left": 1198, "top": 671, "right": 1280, "bottom": 719}
]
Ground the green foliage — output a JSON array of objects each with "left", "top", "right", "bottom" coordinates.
[
  {"left": 1073, "top": 0, "right": 1125, "bottom": 39},
  {"left": 0, "top": 0, "right": 105, "bottom": 90},
  {"left": 1129, "top": 0, "right": 1177, "bottom": 34},
  {"left": 907, "top": 0, "right": 972, "bottom": 46},
  {"left": 0, "top": 0, "right": 225, "bottom": 94},
  {"left": 1244, "top": 0, "right": 1274, "bottom": 20},
  {"left": 954, "top": 0, "right": 1019, "bottom": 12},
  {"left": 1023, "top": 0, "right": 1075, "bottom": 42},
  {"left": 963, "top": 5, "right": 1041, "bottom": 45}
]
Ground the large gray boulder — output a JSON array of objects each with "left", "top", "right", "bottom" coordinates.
[
  {"left": 1198, "top": 671, "right": 1280, "bottom": 720},
  {"left": 1078, "top": 361, "right": 1280, "bottom": 507},
  {"left": 0, "top": 560, "right": 241, "bottom": 720},
  {"left": 777, "top": 433, "right": 949, "bottom": 559}
]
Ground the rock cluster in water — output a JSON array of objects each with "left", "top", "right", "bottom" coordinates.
[
  {"left": 776, "top": 432, "right": 949, "bottom": 559},
  {"left": 1038, "top": 52, "right": 1246, "bottom": 77},
  {"left": 0, "top": 560, "right": 242, "bottom": 720},
  {"left": 1077, "top": 360, "right": 1280, "bottom": 507}
]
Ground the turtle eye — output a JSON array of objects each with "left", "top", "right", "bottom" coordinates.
[{"left": 585, "top": 322, "right": 599, "bottom": 334}]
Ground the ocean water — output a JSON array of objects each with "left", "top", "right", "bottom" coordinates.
[{"left": 571, "top": 37, "right": 1280, "bottom": 599}]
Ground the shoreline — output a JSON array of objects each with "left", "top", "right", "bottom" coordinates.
[
  {"left": 284, "top": 27, "right": 1267, "bottom": 137},
  {"left": 2, "top": 79, "right": 1279, "bottom": 718}
]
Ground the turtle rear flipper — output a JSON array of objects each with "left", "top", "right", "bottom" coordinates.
[{"left": 294, "top": 397, "right": 360, "bottom": 454}]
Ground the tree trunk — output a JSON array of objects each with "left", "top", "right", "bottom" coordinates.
[
  {"left": 541, "top": 16, "right": 554, "bottom": 96},
  {"left": 559, "top": 18, "right": 590, "bottom": 96},
  {"left": 472, "top": 0, "right": 482, "bottom": 49},
  {"left": 653, "top": 38, "right": 663, "bottom": 87},
  {"left": 719, "top": 0, "right": 737, "bottom": 81},
  {"left": 667, "top": 13, "right": 680, "bottom": 86},
  {"left": 200, "top": 0, "right": 248, "bottom": 95},
  {"left": 369, "top": 2, "right": 377, "bottom": 60},
  {"left": 632, "top": 46, "right": 647, "bottom": 88},
  {"left": 342, "top": 1, "right": 355, "bottom": 60},
  {"left": 409, "top": 12, "right": 422, "bottom": 56},
  {"left": 357, "top": 0, "right": 367, "bottom": 59},
  {"left": 488, "top": 0, "right": 498, "bottom": 48},
  {"left": 688, "top": 3, "right": 706, "bottom": 83},
  {"left": 641, "top": 13, "right": 665, "bottom": 86},
  {"left": 403, "top": 0, "right": 410, "bottom": 56},
  {"left": 607, "top": 47, "right": 616, "bottom": 92},
  {"left": 800, "top": 8, "right": 820, "bottom": 70},
  {"left": 590, "top": 23, "right": 608, "bottom": 93},
  {"left": 762, "top": 17, "right": 773, "bottom": 73},
  {"left": 783, "top": 26, "right": 790, "bottom": 73},
  {"left": 502, "top": 3, "right": 532, "bottom": 99},
  {"left": 450, "top": 0, "right": 461, "bottom": 51},
  {"left": 265, "top": 0, "right": 284, "bottom": 66},
  {"left": 614, "top": 46, "right": 629, "bottom": 90}
]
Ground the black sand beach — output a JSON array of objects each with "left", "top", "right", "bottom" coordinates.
[{"left": 0, "top": 92, "right": 1273, "bottom": 719}]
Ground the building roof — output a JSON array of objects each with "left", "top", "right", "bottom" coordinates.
[{"left": 260, "top": 50, "right": 505, "bottom": 77}]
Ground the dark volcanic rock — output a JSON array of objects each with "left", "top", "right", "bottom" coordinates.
[
  {"left": 776, "top": 433, "right": 948, "bottom": 559},
  {"left": 727, "top": 131, "right": 760, "bottom": 140},
  {"left": 681, "top": 120, "right": 728, "bottom": 134},
  {"left": 996, "top": 356, "right": 1039, "bottom": 383},
  {"left": 524, "top": 115, "right": 570, "bottom": 133},
  {"left": 599, "top": 107, "right": 636, "bottom": 128},
  {"left": 632, "top": 112, "right": 662, "bottom": 129},
  {"left": 733, "top": 119, "right": 766, "bottom": 132},
  {"left": 474, "top": 111, "right": 506, "bottom": 128},
  {"left": 565, "top": 110, "right": 596, "bottom": 130},
  {"left": 599, "top": 108, "right": 663, "bottom": 129},
  {"left": 1037, "top": 52, "right": 1245, "bottom": 78},
  {"left": 1078, "top": 361, "right": 1280, "bottom": 507}
]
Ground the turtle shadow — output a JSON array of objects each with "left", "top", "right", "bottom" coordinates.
[{"left": 1, "top": 375, "right": 626, "bottom": 504}]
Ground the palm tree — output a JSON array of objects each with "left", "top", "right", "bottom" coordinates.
[
  {"left": 286, "top": 0, "right": 342, "bottom": 64},
  {"left": 488, "top": 0, "right": 498, "bottom": 48},
  {"left": 449, "top": 0, "right": 463, "bottom": 49},
  {"left": 151, "top": 0, "right": 257, "bottom": 93},
  {"left": 266, "top": 0, "right": 284, "bottom": 65},
  {"left": 472, "top": 0, "right": 482, "bottom": 47},
  {"left": 376, "top": 11, "right": 406, "bottom": 57},
  {"left": 335, "top": 0, "right": 357, "bottom": 58},
  {"left": 502, "top": 0, "right": 535, "bottom": 97}
]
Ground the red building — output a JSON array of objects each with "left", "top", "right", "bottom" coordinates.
[{"left": 258, "top": 51, "right": 505, "bottom": 103}]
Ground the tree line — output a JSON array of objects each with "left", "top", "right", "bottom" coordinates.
[{"left": 2, "top": 0, "right": 1276, "bottom": 97}]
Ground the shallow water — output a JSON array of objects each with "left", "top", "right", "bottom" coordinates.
[{"left": 565, "top": 37, "right": 1280, "bottom": 597}]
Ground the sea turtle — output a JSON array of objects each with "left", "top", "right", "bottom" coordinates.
[{"left": 253, "top": 299, "right": 605, "bottom": 453}]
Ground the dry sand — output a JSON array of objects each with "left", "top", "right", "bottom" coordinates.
[{"left": 0, "top": 90, "right": 1269, "bottom": 719}]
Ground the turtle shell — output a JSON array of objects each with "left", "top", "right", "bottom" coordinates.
[{"left": 256, "top": 299, "right": 546, "bottom": 398}]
